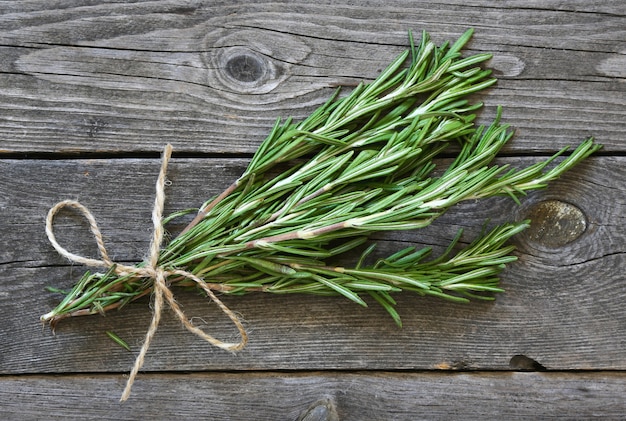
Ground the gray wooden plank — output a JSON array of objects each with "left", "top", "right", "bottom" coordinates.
[
  {"left": 1, "top": 371, "right": 625, "bottom": 420},
  {"left": 2, "top": 1, "right": 624, "bottom": 417},
  {"left": 1, "top": 156, "right": 623, "bottom": 374},
  {"left": 0, "top": 1, "right": 623, "bottom": 154}
]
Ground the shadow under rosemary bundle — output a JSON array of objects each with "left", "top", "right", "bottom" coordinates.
[{"left": 42, "top": 29, "right": 600, "bottom": 400}]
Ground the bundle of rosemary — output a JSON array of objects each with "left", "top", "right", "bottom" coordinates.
[{"left": 43, "top": 29, "right": 599, "bottom": 400}]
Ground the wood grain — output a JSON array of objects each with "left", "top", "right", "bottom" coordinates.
[
  {"left": 1, "top": 1, "right": 624, "bottom": 417},
  {"left": 1, "top": 156, "right": 623, "bottom": 375},
  {"left": 2, "top": 372, "right": 625, "bottom": 420},
  {"left": 0, "top": 1, "right": 623, "bottom": 154}
]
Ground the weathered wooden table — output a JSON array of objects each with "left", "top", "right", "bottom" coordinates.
[{"left": 1, "top": 1, "right": 624, "bottom": 419}]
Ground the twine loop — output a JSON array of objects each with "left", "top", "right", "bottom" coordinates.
[{"left": 45, "top": 144, "right": 248, "bottom": 401}]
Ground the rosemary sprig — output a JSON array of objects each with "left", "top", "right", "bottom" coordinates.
[{"left": 42, "top": 29, "right": 601, "bottom": 327}]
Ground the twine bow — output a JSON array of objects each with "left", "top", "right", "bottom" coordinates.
[{"left": 45, "top": 144, "right": 248, "bottom": 401}]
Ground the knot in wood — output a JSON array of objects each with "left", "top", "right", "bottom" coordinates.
[
  {"left": 225, "top": 53, "right": 265, "bottom": 82},
  {"left": 203, "top": 28, "right": 311, "bottom": 96},
  {"left": 524, "top": 199, "right": 587, "bottom": 247},
  {"left": 212, "top": 46, "right": 280, "bottom": 94}
]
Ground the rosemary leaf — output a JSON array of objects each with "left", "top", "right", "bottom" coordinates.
[{"left": 42, "top": 29, "right": 601, "bottom": 327}]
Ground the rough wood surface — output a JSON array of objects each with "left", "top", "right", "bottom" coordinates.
[
  {"left": 0, "top": 1, "right": 624, "bottom": 154},
  {"left": 2, "top": 372, "right": 626, "bottom": 420},
  {"left": 1, "top": 0, "right": 624, "bottom": 418},
  {"left": 1, "top": 156, "right": 624, "bottom": 375}
]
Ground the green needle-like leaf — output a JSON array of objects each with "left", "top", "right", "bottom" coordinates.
[{"left": 42, "top": 29, "right": 601, "bottom": 328}]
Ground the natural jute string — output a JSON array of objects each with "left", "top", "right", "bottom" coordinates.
[{"left": 45, "top": 144, "right": 248, "bottom": 401}]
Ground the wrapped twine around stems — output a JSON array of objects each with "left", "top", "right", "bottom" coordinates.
[{"left": 44, "top": 144, "right": 248, "bottom": 401}]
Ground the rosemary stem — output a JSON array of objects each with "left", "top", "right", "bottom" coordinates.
[
  {"left": 178, "top": 178, "right": 243, "bottom": 236},
  {"left": 42, "top": 28, "right": 601, "bottom": 329}
]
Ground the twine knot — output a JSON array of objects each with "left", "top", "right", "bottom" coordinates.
[{"left": 45, "top": 144, "right": 248, "bottom": 401}]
